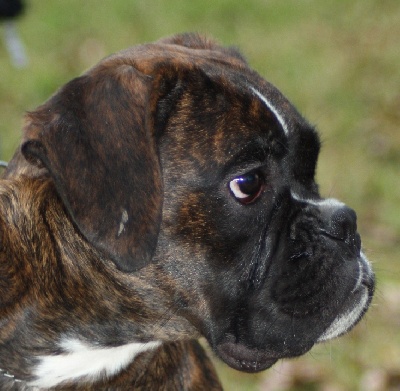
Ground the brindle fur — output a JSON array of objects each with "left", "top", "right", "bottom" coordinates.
[
  {"left": 0, "top": 33, "right": 236, "bottom": 390},
  {"left": 0, "top": 33, "right": 374, "bottom": 389}
]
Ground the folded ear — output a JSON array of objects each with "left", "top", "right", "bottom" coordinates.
[{"left": 21, "top": 64, "right": 162, "bottom": 272}]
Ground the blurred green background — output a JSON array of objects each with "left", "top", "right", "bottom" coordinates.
[{"left": 0, "top": 1, "right": 399, "bottom": 390}]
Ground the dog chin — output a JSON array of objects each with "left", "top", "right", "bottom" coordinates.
[
  {"left": 215, "top": 336, "right": 317, "bottom": 373},
  {"left": 215, "top": 342, "right": 279, "bottom": 373}
]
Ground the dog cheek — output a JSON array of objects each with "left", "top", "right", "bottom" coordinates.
[{"left": 174, "top": 192, "right": 220, "bottom": 248}]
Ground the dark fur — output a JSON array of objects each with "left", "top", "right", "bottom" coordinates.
[{"left": 0, "top": 33, "right": 374, "bottom": 389}]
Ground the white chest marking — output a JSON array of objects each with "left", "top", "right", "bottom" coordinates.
[
  {"left": 250, "top": 86, "right": 290, "bottom": 136},
  {"left": 29, "top": 339, "right": 161, "bottom": 389}
]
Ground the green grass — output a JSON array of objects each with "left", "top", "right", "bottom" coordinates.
[{"left": 1, "top": 0, "right": 399, "bottom": 389}]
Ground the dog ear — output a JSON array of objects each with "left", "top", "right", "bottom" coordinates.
[{"left": 21, "top": 64, "right": 162, "bottom": 272}]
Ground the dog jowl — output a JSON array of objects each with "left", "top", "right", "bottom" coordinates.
[{"left": 0, "top": 33, "right": 374, "bottom": 389}]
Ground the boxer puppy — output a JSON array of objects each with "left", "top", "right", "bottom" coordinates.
[{"left": 0, "top": 33, "right": 374, "bottom": 390}]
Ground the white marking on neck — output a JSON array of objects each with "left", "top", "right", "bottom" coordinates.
[
  {"left": 250, "top": 86, "right": 289, "bottom": 135},
  {"left": 29, "top": 339, "right": 161, "bottom": 389},
  {"left": 118, "top": 209, "right": 129, "bottom": 237},
  {"left": 291, "top": 192, "right": 345, "bottom": 208}
]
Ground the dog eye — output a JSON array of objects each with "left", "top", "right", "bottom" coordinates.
[{"left": 229, "top": 171, "right": 265, "bottom": 204}]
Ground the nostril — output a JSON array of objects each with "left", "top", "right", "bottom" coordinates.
[{"left": 320, "top": 206, "right": 361, "bottom": 255}]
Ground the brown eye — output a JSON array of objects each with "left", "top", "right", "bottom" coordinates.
[{"left": 229, "top": 171, "right": 265, "bottom": 204}]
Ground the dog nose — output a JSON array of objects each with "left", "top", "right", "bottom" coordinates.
[
  {"left": 321, "top": 206, "right": 361, "bottom": 255},
  {"left": 330, "top": 206, "right": 357, "bottom": 240}
]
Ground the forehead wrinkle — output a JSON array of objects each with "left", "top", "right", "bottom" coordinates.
[
  {"left": 249, "top": 86, "right": 289, "bottom": 137},
  {"left": 222, "top": 139, "right": 271, "bottom": 177}
]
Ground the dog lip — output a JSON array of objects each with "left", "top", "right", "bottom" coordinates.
[{"left": 215, "top": 342, "right": 278, "bottom": 373}]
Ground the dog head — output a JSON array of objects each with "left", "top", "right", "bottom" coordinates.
[{"left": 20, "top": 33, "right": 374, "bottom": 373}]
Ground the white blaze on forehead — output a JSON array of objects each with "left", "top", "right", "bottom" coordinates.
[{"left": 250, "top": 86, "right": 289, "bottom": 136}]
